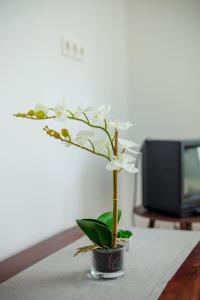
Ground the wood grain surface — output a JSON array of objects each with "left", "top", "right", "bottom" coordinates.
[{"left": 159, "top": 241, "right": 200, "bottom": 300}]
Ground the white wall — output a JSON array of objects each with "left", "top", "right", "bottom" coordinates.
[
  {"left": 1, "top": 0, "right": 200, "bottom": 260},
  {"left": 125, "top": 0, "right": 200, "bottom": 225},
  {"left": 127, "top": 0, "right": 200, "bottom": 144},
  {"left": 0, "top": 0, "right": 128, "bottom": 260}
]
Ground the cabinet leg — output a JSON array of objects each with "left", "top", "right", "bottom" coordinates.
[
  {"left": 148, "top": 219, "right": 155, "bottom": 228},
  {"left": 180, "top": 222, "right": 192, "bottom": 230}
]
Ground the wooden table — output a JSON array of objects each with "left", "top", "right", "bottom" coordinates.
[
  {"left": 0, "top": 226, "right": 199, "bottom": 299},
  {"left": 134, "top": 205, "right": 200, "bottom": 230},
  {"left": 133, "top": 206, "right": 200, "bottom": 298},
  {"left": 159, "top": 241, "right": 200, "bottom": 300}
]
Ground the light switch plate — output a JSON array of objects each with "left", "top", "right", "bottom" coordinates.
[{"left": 61, "top": 36, "right": 84, "bottom": 62}]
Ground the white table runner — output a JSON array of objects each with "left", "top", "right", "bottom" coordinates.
[{"left": 0, "top": 227, "right": 199, "bottom": 300}]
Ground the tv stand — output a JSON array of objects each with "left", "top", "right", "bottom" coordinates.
[{"left": 134, "top": 206, "right": 200, "bottom": 230}]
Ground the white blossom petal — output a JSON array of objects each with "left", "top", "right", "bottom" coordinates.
[
  {"left": 74, "top": 103, "right": 93, "bottom": 117},
  {"left": 106, "top": 161, "right": 120, "bottom": 171},
  {"left": 35, "top": 103, "right": 49, "bottom": 114},
  {"left": 118, "top": 138, "right": 140, "bottom": 154},
  {"left": 105, "top": 153, "right": 136, "bottom": 173},
  {"left": 109, "top": 119, "right": 133, "bottom": 130},
  {"left": 93, "top": 139, "right": 109, "bottom": 154},
  {"left": 75, "top": 130, "right": 94, "bottom": 146},
  {"left": 93, "top": 104, "right": 111, "bottom": 122},
  {"left": 98, "top": 104, "right": 111, "bottom": 115},
  {"left": 77, "top": 103, "right": 93, "bottom": 113},
  {"left": 54, "top": 100, "right": 68, "bottom": 120},
  {"left": 120, "top": 153, "right": 135, "bottom": 163},
  {"left": 123, "top": 163, "right": 139, "bottom": 174},
  {"left": 118, "top": 138, "right": 139, "bottom": 148}
]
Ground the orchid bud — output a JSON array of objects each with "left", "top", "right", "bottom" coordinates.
[
  {"left": 27, "top": 110, "right": 35, "bottom": 117},
  {"left": 15, "top": 113, "right": 27, "bottom": 117},
  {"left": 35, "top": 111, "right": 46, "bottom": 119},
  {"left": 53, "top": 132, "right": 60, "bottom": 139},
  {"left": 61, "top": 128, "right": 70, "bottom": 138}
]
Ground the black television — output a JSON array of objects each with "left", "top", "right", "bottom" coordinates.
[{"left": 142, "top": 139, "right": 200, "bottom": 217}]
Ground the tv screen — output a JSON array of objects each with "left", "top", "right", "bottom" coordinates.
[{"left": 184, "top": 146, "right": 200, "bottom": 196}]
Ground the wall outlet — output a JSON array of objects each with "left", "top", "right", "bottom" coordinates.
[{"left": 61, "top": 36, "right": 84, "bottom": 62}]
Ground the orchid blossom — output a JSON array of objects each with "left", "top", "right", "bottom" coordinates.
[
  {"left": 106, "top": 153, "right": 138, "bottom": 173},
  {"left": 35, "top": 103, "right": 49, "bottom": 114},
  {"left": 14, "top": 101, "right": 139, "bottom": 248},
  {"left": 74, "top": 103, "right": 93, "bottom": 118},
  {"left": 75, "top": 130, "right": 95, "bottom": 146},
  {"left": 93, "top": 104, "right": 111, "bottom": 122},
  {"left": 118, "top": 138, "right": 140, "bottom": 154},
  {"left": 54, "top": 100, "right": 68, "bottom": 120},
  {"left": 109, "top": 119, "right": 133, "bottom": 130},
  {"left": 92, "top": 139, "right": 110, "bottom": 155}
]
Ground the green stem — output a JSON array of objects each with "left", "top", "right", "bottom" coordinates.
[
  {"left": 43, "top": 126, "right": 110, "bottom": 161},
  {"left": 33, "top": 108, "right": 114, "bottom": 153},
  {"left": 59, "top": 136, "right": 110, "bottom": 161},
  {"left": 67, "top": 115, "right": 115, "bottom": 153},
  {"left": 104, "top": 119, "right": 107, "bottom": 131},
  {"left": 83, "top": 112, "right": 90, "bottom": 123},
  {"left": 65, "top": 109, "right": 74, "bottom": 117},
  {"left": 106, "top": 145, "right": 111, "bottom": 159},
  {"left": 88, "top": 139, "right": 95, "bottom": 152},
  {"left": 112, "top": 129, "right": 118, "bottom": 248},
  {"left": 49, "top": 108, "right": 74, "bottom": 118},
  {"left": 13, "top": 115, "right": 56, "bottom": 120}
]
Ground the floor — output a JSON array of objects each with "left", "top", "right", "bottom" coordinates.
[{"left": 134, "top": 215, "right": 200, "bottom": 231}]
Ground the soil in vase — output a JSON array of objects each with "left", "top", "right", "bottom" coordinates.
[{"left": 91, "top": 245, "right": 125, "bottom": 279}]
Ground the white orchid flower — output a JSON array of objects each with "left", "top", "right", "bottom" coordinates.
[
  {"left": 35, "top": 103, "right": 49, "bottom": 114},
  {"left": 109, "top": 119, "right": 133, "bottom": 130},
  {"left": 106, "top": 153, "right": 138, "bottom": 173},
  {"left": 75, "top": 130, "right": 94, "bottom": 146},
  {"left": 123, "top": 163, "right": 139, "bottom": 173},
  {"left": 54, "top": 100, "right": 67, "bottom": 120},
  {"left": 74, "top": 103, "right": 93, "bottom": 118},
  {"left": 93, "top": 139, "right": 110, "bottom": 154},
  {"left": 93, "top": 104, "right": 111, "bottom": 122},
  {"left": 55, "top": 106, "right": 65, "bottom": 120},
  {"left": 118, "top": 138, "right": 140, "bottom": 154}
]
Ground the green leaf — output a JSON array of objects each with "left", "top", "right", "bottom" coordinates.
[
  {"left": 97, "top": 209, "right": 122, "bottom": 230},
  {"left": 76, "top": 219, "right": 112, "bottom": 247},
  {"left": 117, "top": 229, "right": 133, "bottom": 239},
  {"left": 81, "top": 218, "right": 110, "bottom": 228}
]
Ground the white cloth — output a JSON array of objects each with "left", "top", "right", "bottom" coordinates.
[{"left": 0, "top": 227, "right": 199, "bottom": 300}]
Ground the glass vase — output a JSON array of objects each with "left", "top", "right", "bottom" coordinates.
[{"left": 90, "top": 245, "right": 125, "bottom": 279}]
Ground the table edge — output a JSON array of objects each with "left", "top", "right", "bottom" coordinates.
[
  {"left": 159, "top": 241, "right": 200, "bottom": 300},
  {"left": 0, "top": 225, "right": 83, "bottom": 283}
]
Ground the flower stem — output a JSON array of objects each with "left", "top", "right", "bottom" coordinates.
[
  {"left": 13, "top": 114, "right": 56, "bottom": 120},
  {"left": 67, "top": 139, "right": 109, "bottom": 161},
  {"left": 43, "top": 126, "right": 111, "bottom": 161},
  {"left": 67, "top": 115, "right": 115, "bottom": 153},
  {"left": 112, "top": 129, "right": 118, "bottom": 248},
  {"left": 83, "top": 112, "right": 90, "bottom": 123},
  {"left": 88, "top": 139, "right": 95, "bottom": 152}
]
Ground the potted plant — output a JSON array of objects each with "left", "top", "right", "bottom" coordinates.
[{"left": 14, "top": 102, "right": 139, "bottom": 279}]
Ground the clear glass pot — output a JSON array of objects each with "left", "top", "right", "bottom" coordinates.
[{"left": 90, "top": 245, "right": 125, "bottom": 279}]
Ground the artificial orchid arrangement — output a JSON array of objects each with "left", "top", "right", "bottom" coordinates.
[{"left": 14, "top": 102, "right": 139, "bottom": 254}]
